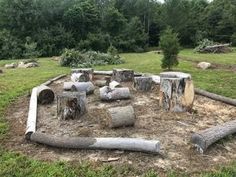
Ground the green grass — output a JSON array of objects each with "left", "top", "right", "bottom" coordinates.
[{"left": 0, "top": 49, "right": 236, "bottom": 176}]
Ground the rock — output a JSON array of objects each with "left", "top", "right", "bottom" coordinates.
[
  {"left": 24, "top": 62, "right": 39, "bottom": 68},
  {"left": 197, "top": 62, "right": 211, "bottom": 70},
  {"left": 5, "top": 63, "right": 17, "bottom": 69}
]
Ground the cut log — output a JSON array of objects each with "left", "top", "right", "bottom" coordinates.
[
  {"left": 195, "top": 88, "right": 236, "bottom": 106},
  {"left": 94, "top": 70, "right": 113, "bottom": 76},
  {"left": 106, "top": 106, "right": 135, "bottom": 128},
  {"left": 63, "top": 82, "right": 74, "bottom": 91},
  {"left": 71, "top": 82, "right": 95, "bottom": 95},
  {"left": 30, "top": 132, "right": 160, "bottom": 153},
  {"left": 159, "top": 72, "right": 194, "bottom": 112},
  {"left": 100, "top": 86, "right": 131, "bottom": 101},
  {"left": 42, "top": 74, "right": 67, "bottom": 86},
  {"left": 134, "top": 77, "right": 152, "bottom": 92},
  {"left": 112, "top": 69, "right": 134, "bottom": 82},
  {"left": 191, "top": 119, "right": 236, "bottom": 153},
  {"left": 94, "top": 80, "right": 107, "bottom": 87},
  {"left": 198, "top": 44, "right": 231, "bottom": 53},
  {"left": 37, "top": 85, "right": 55, "bottom": 104},
  {"left": 109, "top": 81, "right": 121, "bottom": 89},
  {"left": 104, "top": 76, "right": 111, "bottom": 85},
  {"left": 25, "top": 87, "right": 38, "bottom": 139},
  {"left": 71, "top": 73, "right": 88, "bottom": 82},
  {"left": 57, "top": 92, "right": 86, "bottom": 120},
  {"left": 71, "top": 68, "right": 94, "bottom": 80}
]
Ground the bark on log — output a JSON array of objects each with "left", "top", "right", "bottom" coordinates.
[
  {"left": 71, "top": 73, "right": 87, "bottom": 82},
  {"left": 94, "top": 80, "right": 107, "bottom": 87},
  {"left": 104, "top": 76, "right": 111, "bottom": 85},
  {"left": 42, "top": 74, "right": 67, "bottom": 86},
  {"left": 93, "top": 70, "right": 142, "bottom": 77},
  {"left": 112, "top": 69, "right": 134, "bottom": 82},
  {"left": 71, "top": 82, "right": 95, "bottom": 95},
  {"left": 25, "top": 87, "right": 38, "bottom": 139},
  {"left": 63, "top": 82, "right": 74, "bottom": 91},
  {"left": 191, "top": 119, "right": 236, "bottom": 153},
  {"left": 195, "top": 88, "right": 236, "bottom": 106},
  {"left": 100, "top": 86, "right": 131, "bottom": 101},
  {"left": 134, "top": 77, "right": 152, "bottom": 92},
  {"left": 106, "top": 106, "right": 135, "bottom": 128},
  {"left": 159, "top": 72, "right": 194, "bottom": 112},
  {"left": 30, "top": 132, "right": 160, "bottom": 153},
  {"left": 37, "top": 85, "right": 55, "bottom": 104},
  {"left": 71, "top": 68, "right": 93, "bottom": 80},
  {"left": 57, "top": 92, "right": 87, "bottom": 120}
]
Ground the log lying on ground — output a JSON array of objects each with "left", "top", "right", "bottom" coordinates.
[
  {"left": 195, "top": 88, "right": 236, "bottom": 106},
  {"left": 93, "top": 70, "right": 142, "bottom": 77},
  {"left": 134, "top": 77, "right": 152, "bottom": 92},
  {"left": 63, "top": 82, "right": 74, "bottom": 91},
  {"left": 42, "top": 74, "right": 67, "bottom": 86},
  {"left": 71, "top": 73, "right": 88, "bottom": 82},
  {"left": 71, "top": 68, "right": 94, "bottom": 80},
  {"left": 100, "top": 86, "right": 131, "bottom": 101},
  {"left": 25, "top": 87, "right": 38, "bottom": 139},
  {"left": 198, "top": 44, "right": 231, "bottom": 53},
  {"left": 37, "top": 85, "right": 55, "bottom": 104},
  {"left": 71, "top": 82, "right": 95, "bottom": 94},
  {"left": 57, "top": 92, "right": 86, "bottom": 120},
  {"left": 109, "top": 81, "right": 121, "bottom": 89},
  {"left": 106, "top": 106, "right": 135, "bottom": 128},
  {"left": 112, "top": 69, "right": 134, "bottom": 82},
  {"left": 159, "top": 72, "right": 194, "bottom": 112},
  {"left": 94, "top": 80, "right": 107, "bottom": 87},
  {"left": 30, "top": 132, "right": 160, "bottom": 153},
  {"left": 191, "top": 119, "right": 236, "bottom": 153}
]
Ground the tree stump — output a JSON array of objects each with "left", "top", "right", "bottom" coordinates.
[
  {"left": 63, "top": 82, "right": 74, "bottom": 91},
  {"left": 134, "top": 77, "right": 152, "bottom": 92},
  {"left": 112, "top": 69, "right": 134, "bottom": 82},
  {"left": 71, "top": 73, "right": 87, "bottom": 82},
  {"left": 159, "top": 72, "right": 194, "bottom": 112},
  {"left": 71, "top": 82, "right": 95, "bottom": 95},
  {"left": 106, "top": 106, "right": 135, "bottom": 128},
  {"left": 57, "top": 92, "right": 86, "bottom": 120},
  {"left": 71, "top": 68, "right": 94, "bottom": 81},
  {"left": 37, "top": 85, "right": 55, "bottom": 104},
  {"left": 100, "top": 86, "right": 131, "bottom": 101}
]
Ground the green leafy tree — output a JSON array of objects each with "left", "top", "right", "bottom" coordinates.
[
  {"left": 159, "top": 28, "right": 180, "bottom": 70},
  {"left": 23, "top": 37, "right": 41, "bottom": 59}
]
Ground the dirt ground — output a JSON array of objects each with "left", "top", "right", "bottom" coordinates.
[{"left": 3, "top": 75, "right": 236, "bottom": 174}]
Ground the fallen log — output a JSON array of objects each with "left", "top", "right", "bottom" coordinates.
[
  {"left": 109, "top": 81, "right": 121, "bottom": 89},
  {"left": 191, "top": 119, "right": 236, "bottom": 153},
  {"left": 100, "top": 86, "right": 131, "bottom": 101},
  {"left": 63, "top": 82, "right": 74, "bottom": 91},
  {"left": 94, "top": 80, "right": 107, "bottom": 87},
  {"left": 71, "top": 73, "right": 88, "bottom": 82},
  {"left": 42, "top": 74, "right": 67, "bottom": 86},
  {"left": 37, "top": 85, "right": 55, "bottom": 104},
  {"left": 57, "top": 92, "right": 87, "bottom": 120},
  {"left": 71, "top": 68, "right": 93, "bottom": 80},
  {"left": 30, "top": 132, "right": 160, "bottom": 153},
  {"left": 71, "top": 82, "right": 95, "bottom": 94},
  {"left": 195, "top": 88, "right": 236, "bottom": 106},
  {"left": 134, "top": 77, "right": 152, "bottom": 92},
  {"left": 112, "top": 69, "right": 134, "bottom": 82},
  {"left": 106, "top": 106, "right": 135, "bottom": 128},
  {"left": 198, "top": 44, "right": 231, "bottom": 53},
  {"left": 93, "top": 70, "right": 142, "bottom": 77},
  {"left": 25, "top": 87, "right": 38, "bottom": 139}
]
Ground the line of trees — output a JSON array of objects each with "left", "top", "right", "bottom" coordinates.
[{"left": 0, "top": 0, "right": 236, "bottom": 59}]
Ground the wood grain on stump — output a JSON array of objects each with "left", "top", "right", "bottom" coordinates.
[
  {"left": 134, "top": 77, "right": 152, "bottom": 92},
  {"left": 112, "top": 69, "right": 134, "bottom": 82}
]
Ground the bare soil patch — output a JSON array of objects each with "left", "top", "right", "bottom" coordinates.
[{"left": 3, "top": 75, "right": 236, "bottom": 174}]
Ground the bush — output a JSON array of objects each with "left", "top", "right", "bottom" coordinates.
[
  {"left": 159, "top": 28, "right": 180, "bottom": 70},
  {"left": 60, "top": 49, "right": 124, "bottom": 67},
  {"left": 231, "top": 33, "right": 236, "bottom": 46},
  {"left": 194, "top": 38, "right": 215, "bottom": 52},
  {"left": 23, "top": 37, "right": 41, "bottom": 59}
]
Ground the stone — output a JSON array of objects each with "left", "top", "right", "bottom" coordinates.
[
  {"left": 197, "top": 62, "right": 211, "bottom": 70},
  {"left": 24, "top": 62, "right": 39, "bottom": 68},
  {"left": 5, "top": 63, "right": 17, "bottom": 69}
]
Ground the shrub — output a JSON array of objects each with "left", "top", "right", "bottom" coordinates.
[
  {"left": 60, "top": 49, "right": 124, "bottom": 67},
  {"left": 159, "top": 28, "right": 180, "bottom": 70},
  {"left": 194, "top": 38, "right": 215, "bottom": 52},
  {"left": 23, "top": 37, "right": 41, "bottom": 59}
]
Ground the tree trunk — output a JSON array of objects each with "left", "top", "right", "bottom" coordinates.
[
  {"left": 134, "top": 77, "right": 152, "bottom": 92},
  {"left": 57, "top": 92, "right": 87, "bottom": 120},
  {"left": 37, "top": 85, "right": 55, "bottom": 104},
  {"left": 71, "top": 73, "right": 88, "bottom": 82},
  {"left": 191, "top": 119, "right": 236, "bottom": 153},
  {"left": 42, "top": 74, "right": 66, "bottom": 86},
  {"left": 159, "top": 72, "right": 194, "bottom": 112},
  {"left": 25, "top": 87, "right": 38, "bottom": 139},
  {"left": 106, "top": 106, "right": 135, "bottom": 128},
  {"left": 100, "top": 86, "right": 131, "bottom": 101},
  {"left": 30, "top": 132, "right": 160, "bottom": 153},
  {"left": 71, "top": 82, "right": 95, "bottom": 95},
  {"left": 71, "top": 68, "right": 94, "bottom": 80},
  {"left": 63, "top": 82, "right": 74, "bottom": 91},
  {"left": 112, "top": 69, "right": 134, "bottom": 82}
]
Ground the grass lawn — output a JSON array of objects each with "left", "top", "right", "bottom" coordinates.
[{"left": 0, "top": 49, "right": 236, "bottom": 177}]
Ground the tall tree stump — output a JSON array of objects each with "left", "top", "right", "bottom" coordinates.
[
  {"left": 112, "top": 69, "right": 134, "bottom": 82},
  {"left": 100, "top": 86, "right": 131, "bottom": 101},
  {"left": 71, "top": 73, "right": 87, "bottom": 82},
  {"left": 159, "top": 72, "right": 194, "bottom": 112},
  {"left": 134, "top": 77, "right": 152, "bottom": 92},
  {"left": 37, "top": 85, "right": 55, "bottom": 104},
  {"left": 71, "top": 68, "right": 94, "bottom": 81},
  {"left": 57, "top": 92, "right": 86, "bottom": 120},
  {"left": 71, "top": 82, "right": 95, "bottom": 95},
  {"left": 106, "top": 106, "right": 135, "bottom": 128}
]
